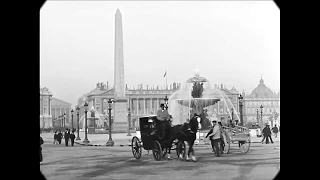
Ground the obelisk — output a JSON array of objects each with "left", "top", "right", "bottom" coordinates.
[{"left": 113, "top": 9, "right": 128, "bottom": 132}]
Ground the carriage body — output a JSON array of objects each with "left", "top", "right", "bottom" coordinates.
[{"left": 139, "top": 115, "right": 158, "bottom": 150}]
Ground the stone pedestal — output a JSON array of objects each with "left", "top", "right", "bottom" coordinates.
[
  {"left": 113, "top": 98, "right": 128, "bottom": 133},
  {"left": 87, "top": 117, "right": 99, "bottom": 134}
]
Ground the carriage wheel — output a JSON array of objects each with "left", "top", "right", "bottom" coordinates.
[
  {"left": 239, "top": 136, "right": 251, "bottom": 153},
  {"left": 176, "top": 141, "right": 186, "bottom": 158},
  {"left": 131, "top": 136, "right": 142, "bottom": 159},
  {"left": 152, "top": 141, "right": 163, "bottom": 161},
  {"left": 222, "top": 131, "right": 230, "bottom": 154}
]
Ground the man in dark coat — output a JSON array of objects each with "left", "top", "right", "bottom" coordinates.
[
  {"left": 262, "top": 124, "right": 274, "bottom": 144},
  {"left": 272, "top": 125, "right": 279, "bottom": 138},
  {"left": 64, "top": 129, "right": 70, "bottom": 146},
  {"left": 57, "top": 130, "right": 62, "bottom": 144},
  {"left": 70, "top": 130, "right": 76, "bottom": 146}
]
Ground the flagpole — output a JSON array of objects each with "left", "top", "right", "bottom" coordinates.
[{"left": 166, "top": 71, "right": 168, "bottom": 90}]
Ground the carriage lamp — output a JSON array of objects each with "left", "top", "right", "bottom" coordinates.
[
  {"left": 106, "top": 99, "right": 114, "bottom": 146},
  {"left": 83, "top": 102, "right": 90, "bottom": 144},
  {"left": 164, "top": 95, "right": 169, "bottom": 110},
  {"left": 76, "top": 106, "right": 81, "bottom": 140}
]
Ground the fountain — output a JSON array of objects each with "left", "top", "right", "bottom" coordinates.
[{"left": 168, "top": 70, "right": 241, "bottom": 127}]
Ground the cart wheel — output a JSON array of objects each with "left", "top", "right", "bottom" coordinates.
[
  {"left": 239, "top": 136, "right": 251, "bottom": 153},
  {"left": 152, "top": 141, "right": 162, "bottom": 161},
  {"left": 131, "top": 136, "right": 142, "bottom": 159},
  {"left": 222, "top": 131, "right": 230, "bottom": 154},
  {"left": 176, "top": 141, "right": 186, "bottom": 158}
]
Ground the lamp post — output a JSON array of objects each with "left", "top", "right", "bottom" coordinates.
[
  {"left": 76, "top": 106, "right": 81, "bottom": 140},
  {"left": 127, "top": 95, "right": 132, "bottom": 136},
  {"left": 60, "top": 115, "right": 63, "bottom": 128},
  {"left": 83, "top": 102, "right": 90, "bottom": 144},
  {"left": 260, "top": 105, "right": 263, "bottom": 127},
  {"left": 231, "top": 108, "right": 234, "bottom": 121},
  {"left": 71, "top": 109, "right": 74, "bottom": 131},
  {"left": 256, "top": 109, "right": 259, "bottom": 126},
  {"left": 106, "top": 99, "right": 115, "bottom": 146},
  {"left": 164, "top": 95, "right": 169, "bottom": 110},
  {"left": 238, "top": 94, "right": 243, "bottom": 126},
  {"left": 63, "top": 112, "right": 66, "bottom": 128}
]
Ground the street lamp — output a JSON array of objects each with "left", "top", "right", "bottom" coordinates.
[
  {"left": 76, "top": 106, "right": 81, "bottom": 140},
  {"left": 256, "top": 109, "right": 259, "bottom": 126},
  {"left": 260, "top": 105, "right": 263, "bottom": 127},
  {"left": 71, "top": 109, "right": 74, "bottom": 131},
  {"left": 164, "top": 95, "right": 169, "bottom": 110},
  {"left": 106, "top": 99, "right": 115, "bottom": 146},
  {"left": 231, "top": 108, "right": 234, "bottom": 121},
  {"left": 238, "top": 94, "right": 243, "bottom": 126},
  {"left": 83, "top": 102, "right": 90, "bottom": 144},
  {"left": 127, "top": 95, "right": 132, "bottom": 136},
  {"left": 63, "top": 113, "right": 66, "bottom": 128}
]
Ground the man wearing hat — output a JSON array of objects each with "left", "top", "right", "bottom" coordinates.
[
  {"left": 206, "top": 119, "right": 222, "bottom": 157},
  {"left": 261, "top": 123, "right": 274, "bottom": 144},
  {"left": 156, "top": 103, "right": 170, "bottom": 141}
]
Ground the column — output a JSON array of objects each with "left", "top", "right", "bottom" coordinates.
[
  {"left": 150, "top": 98, "right": 153, "bottom": 114},
  {"left": 143, "top": 98, "right": 146, "bottom": 115},
  {"left": 157, "top": 98, "right": 159, "bottom": 110},
  {"left": 136, "top": 98, "right": 139, "bottom": 115},
  {"left": 101, "top": 98, "right": 104, "bottom": 114},
  {"left": 93, "top": 98, "right": 96, "bottom": 109}
]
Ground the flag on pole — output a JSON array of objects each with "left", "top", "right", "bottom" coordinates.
[{"left": 163, "top": 71, "right": 167, "bottom": 77}]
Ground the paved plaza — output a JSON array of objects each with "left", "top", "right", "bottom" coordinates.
[{"left": 40, "top": 132, "right": 280, "bottom": 180}]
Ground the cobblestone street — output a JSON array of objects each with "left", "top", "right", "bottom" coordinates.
[{"left": 40, "top": 133, "right": 280, "bottom": 180}]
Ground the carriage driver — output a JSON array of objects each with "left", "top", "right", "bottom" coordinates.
[{"left": 156, "top": 103, "right": 171, "bottom": 141}]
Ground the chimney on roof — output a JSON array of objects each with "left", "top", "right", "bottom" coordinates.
[{"left": 107, "top": 81, "right": 109, "bottom": 90}]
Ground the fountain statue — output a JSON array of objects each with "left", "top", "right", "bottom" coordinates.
[{"left": 168, "top": 70, "right": 241, "bottom": 127}]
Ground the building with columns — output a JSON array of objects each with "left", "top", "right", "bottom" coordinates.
[
  {"left": 40, "top": 87, "right": 72, "bottom": 129},
  {"left": 76, "top": 81, "right": 241, "bottom": 128},
  {"left": 242, "top": 77, "right": 280, "bottom": 127}
]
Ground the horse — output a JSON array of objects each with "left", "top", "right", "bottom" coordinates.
[{"left": 155, "top": 114, "right": 200, "bottom": 161}]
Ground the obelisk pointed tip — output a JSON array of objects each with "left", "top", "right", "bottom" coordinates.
[{"left": 116, "top": 9, "right": 121, "bottom": 14}]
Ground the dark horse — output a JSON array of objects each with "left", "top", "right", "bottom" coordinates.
[{"left": 155, "top": 115, "right": 199, "bottom": 161}]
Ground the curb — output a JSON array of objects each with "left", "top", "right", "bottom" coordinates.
[{"left": 74, "top": 141, "right": 131, "bottom": 147}]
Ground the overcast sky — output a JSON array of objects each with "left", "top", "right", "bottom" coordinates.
[{"left": 40, "top": 1, "right": 280, "bottom": 107}]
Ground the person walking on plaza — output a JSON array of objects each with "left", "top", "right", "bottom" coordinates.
[
  {"left": 64, "top": 129, "right": 70, "bottom": 146},
  {"left": 53, "top": 131, "right": 58, "bottom": 145},
  {"left": 70, "top": 130, "right": 76, "bottom": 146},
  {"left": 272, "top": 125, "right": 279, "bottom": 138},
  {"left": 262, "top": 124, "right": 274, "bottom": 144},
  {"left": 57, "top": 130, "right": 62, "bottom": 144},
  {"left": 207, "top": 120, "right": 222, "bottom": 157}
]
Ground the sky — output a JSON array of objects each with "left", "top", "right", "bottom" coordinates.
[{"left": 40, "top": 1, "right": 280, "bottom": 107}]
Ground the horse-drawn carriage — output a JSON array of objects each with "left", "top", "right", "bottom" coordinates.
[
  {"left": 131, "top": 115, "right": 187, "bottom": 161},
  {"left": 220, "top": 125, "right": 251, "bottom": 154}
]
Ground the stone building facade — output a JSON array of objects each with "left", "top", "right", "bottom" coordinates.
[{"left": 242, "top": 78, "right": 280, "bottom": 127}]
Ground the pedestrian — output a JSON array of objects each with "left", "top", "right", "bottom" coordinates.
[
  {"left": 70, "top": 130, "right": 76, "bottom": 146},
  {"left": 40, "top": 129, "right": 44, "bottom": 163},
  {"left": 207, "top": 119, "right": 222, "bottom": 157},
  {"left": 262, "top": 124, "right": 274, "bottom": 144},
  {"left": 64, "top": 129, "right": 70, "bottom": 146},
  {"left": 53, "top": 131, "right": 57, "bottom": 145},
  {"left": 57, "top": 130, "right": 62, "bottom": 144},
  {"left": 272, "top": 125, "right": 279, "bottom": 138}
]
